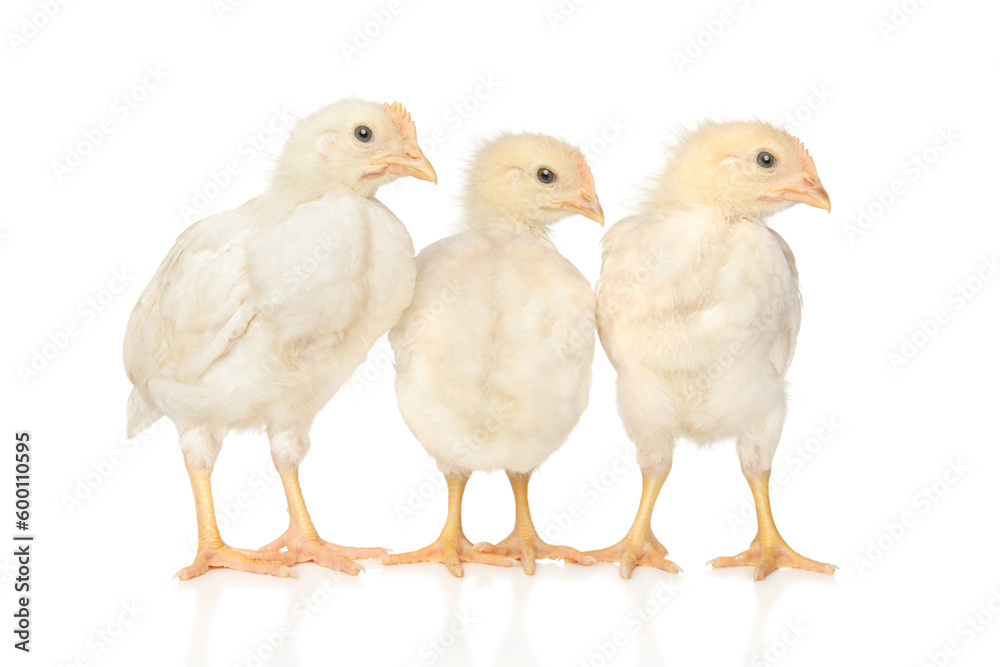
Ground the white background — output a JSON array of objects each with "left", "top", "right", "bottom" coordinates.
[{"left": 2, "top": 0, "right": 999, "bottom": 665}]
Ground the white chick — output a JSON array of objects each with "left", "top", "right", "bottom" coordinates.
[
  {"left": 383, "top": 133, "right": 603, "bottom": 576},
  {"left": 590, "top": 120, "right": 836, "bottom": 580},
  {"left": 123, "top": 99, "right": 436, "bottom": 579}
]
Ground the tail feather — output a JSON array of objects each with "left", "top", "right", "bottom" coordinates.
[{"left": 126, "top": 387, "right": 163, "bottom": 439}]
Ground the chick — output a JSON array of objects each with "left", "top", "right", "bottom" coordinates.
[
  {"left": 590, "top": 120, "right": 836, "bottom": 580},
  {"left": 383, "top": 133, "right": 603, "bottom": 576},
  {"left": 123, "top": 99, "right": 435, "bottom": 579}
]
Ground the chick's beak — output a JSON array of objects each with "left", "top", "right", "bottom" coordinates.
[
  {"left": 770, "top": 173, "right": 831, "bottom": 212},
  {"left": 549, "top": 188, "right": 605, "bottom": 226},
  {"left": 380, "top": 150, "right": 438, "bottom": 184}
]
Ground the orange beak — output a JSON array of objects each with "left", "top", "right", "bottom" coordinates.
[
  {"left": 547, "top": 189, "right": 605, "bottom": 225},
  {"left": 377, "top": 151, "right": 437, "bottom": 184},
  {"left": 766, "top": 172, "right": 831, "bottom": 212}
]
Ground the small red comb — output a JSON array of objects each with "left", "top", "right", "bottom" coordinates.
[
  {"left": 572, "top": 151, "right": 595, "bottom": 190},
  {"left": 383, "top": 101, "right": 415, "bottom": 137},
  {"left": 791, "top": 133, "right": 817, "bottom": 173}
]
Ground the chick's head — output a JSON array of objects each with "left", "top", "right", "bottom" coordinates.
[
  {"left": 656, "top": 120, "right": 830, "bottom": 219},
  {"left": 275, "top": 98, "right": 436, "bottom": 199},
  {"left": 464, "top": 132, "right": 604, "bottom": 228}
]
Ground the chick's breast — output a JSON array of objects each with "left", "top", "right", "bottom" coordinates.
[
  {"left": 391, "top": 231, "right": 595, "bottom": 475},
  {"left": 597, "top": 209, "right": 799, "bottom": 445}
]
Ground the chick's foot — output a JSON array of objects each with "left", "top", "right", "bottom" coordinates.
[
  {"left": 586, "top": 530, "right": 681, "bottom": 580},
  {"left": 382, "top": 534, "right": 513, "bottom": 578},
  {"left": 708, "top": 537, "right": 837, "bottom": 581},
  {"left": 260, "top": 528, "right": 387, "bottom": 576},
  {"left": 175, "top": 541, "right": 294, "bottom": 580},
  {"left": 475, "top": 530, "right": 595, "bottom": 576}
]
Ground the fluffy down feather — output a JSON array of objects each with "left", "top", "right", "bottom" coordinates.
[
  {"left": 122, "top": 98, "right": 435, "bottom": 579},
  {"left": 597, "top": 119, "right": 827, "bottom": 474},
  {"left": 391, "top": 132, "right": 603, "bottom": 475},
  {"left": 586, "top": 119, "right": 834, "bottom": 581}
]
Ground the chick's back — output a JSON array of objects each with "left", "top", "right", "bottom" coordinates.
[{"left": 391, "top": 229, "right": 595, "bottom": 474}]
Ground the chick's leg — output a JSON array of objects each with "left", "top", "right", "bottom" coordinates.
[
  {"left": 708, "top": 470, "right": 837, "bottom": 581},
  {"left": 176, "top": 457, "right": 293, "bottom": 580},
  {"left": 382, "top": 473, "right": 513, "bottom": 577},
  {"left": 260, "top": 429, "right": 385, "bottom": 575},
  {"left": 585, "top": 468, "right": 681, "bottom": 580},
  {"left": 262, "top": 462, "right": 387, "bottom": 576},
  {"left": 475, "top": 472, "right": 595, "bottom": 575}
]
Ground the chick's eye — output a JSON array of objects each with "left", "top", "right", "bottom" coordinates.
[
  {"left": 354, "top": 126, "right": 373, "bottom": 143},
  {"left": 756, "top": 151, "right": 775, "bottom": 168},
  {"left": 536, "top": 168, "right": 556, "bottom": 184}
]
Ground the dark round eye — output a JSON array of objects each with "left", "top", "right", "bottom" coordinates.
[
  {"left": 354, "top": 125, "right": 373, "bottom": 143},
  {"left": 756, "top": 151, "right": 775, "bottom": 168},
  {"left": 536, "top": 168, "right": 556, "bottom": 184}
]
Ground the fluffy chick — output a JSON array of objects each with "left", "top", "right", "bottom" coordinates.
[
  {"left": 591, "top": 120, "right": 836, "bottom": 580},
  {"left": 123, "top": 99, "right": 435, "bottom": 579},
  {"left": 383, "top": 133, "right": 603, "bottom": 576}
]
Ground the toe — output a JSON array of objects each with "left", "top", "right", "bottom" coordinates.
[
  {"left": 307, "top": 548, "right": 363, "bottom": 576},
  {"left": 175, "top": 562, "right": 207, "bottom": 581},
  {"left": 619, "top": 551, "right": 637, "bottom": 580},
  {"left": 521, "top": 550, "right": 536, "bottom": 576},
  {"left": 539, "top": 544, "right": 596, "bottom": 566},
  {"left": 318, "top": 541, "right": 388, "bottom": 559},
  {"left": 473, "top": 541, "right": 499, "bottom": 554}
]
